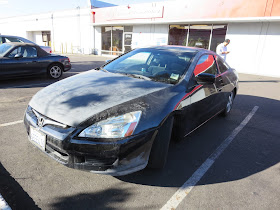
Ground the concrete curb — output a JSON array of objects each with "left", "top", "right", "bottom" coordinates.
[{"left": 0, "top": 194, "right": 11, "bottom": 210}]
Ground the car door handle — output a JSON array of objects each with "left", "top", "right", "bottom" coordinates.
[{"left": 32, "top": 61, "right": 37, "bottom": 63}]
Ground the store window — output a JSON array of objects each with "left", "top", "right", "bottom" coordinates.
[
  {"left": 168, "top": 25, "right": 188, "bottom": 46},
  {"left": 210, "top": 25, "right": 227, "bottom": 52},
  {"left": 168, "top": 24, "right": 227, "bottom": 51},
  {"left": 188, "top": 25, "right": 211, "bottom": 49},
  {"left": 102, "top": 26, "right": 124, "bottom": 55},
  {"left": 102, "top": 26, "right": 112, "bottom": 52},
  {"left": 101, "top": 26, "right": 133, "bottom": 55}
]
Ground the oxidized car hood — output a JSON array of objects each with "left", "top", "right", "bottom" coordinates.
[{"left": 29, "top": 70, "right": 171, "bottom": 127}]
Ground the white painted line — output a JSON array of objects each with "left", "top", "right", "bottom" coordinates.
[
  {"left": 161, "top": 106, "right": 259, "bottom": 210},
  {"left": 0, "top": 193, "right": 12, "bottom": 210},
  {"left": 0, "top": 120, "right": 23, "bottom": 128}
]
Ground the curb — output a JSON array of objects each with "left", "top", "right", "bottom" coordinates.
[{"left": 0, "top": 194, "right": 11, "bottom": 210}]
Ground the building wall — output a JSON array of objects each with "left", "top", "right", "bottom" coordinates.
[
  {"left": 0, "top": 8, "right": 94, "bottom": 54},
  {"left": 227, "top": 22, "right": 280, "bottom": 77}
]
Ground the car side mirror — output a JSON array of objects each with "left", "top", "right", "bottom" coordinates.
[
  {"left": 14, "top": 53, "right": 23, "bottom": 59},
  {"left": 105, "top": 59, "right": 111, "bottom": 63},
  {"left": 195, "top": 73, "right": 215, "bottom": 84}
]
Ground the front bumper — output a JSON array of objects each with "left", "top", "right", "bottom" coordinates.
[
  {"left": 63, "top": 64, "right": 71, "bottom": 72},
  {"left": 24, "top": 108, "right": 156, "bottom": 176}
]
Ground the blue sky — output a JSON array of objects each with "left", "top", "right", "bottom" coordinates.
[{"left": 0, "top": 0, "right": 168, "bottom": 18}]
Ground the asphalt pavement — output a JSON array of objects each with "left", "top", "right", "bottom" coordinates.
[{"left": 0, "top": 54, "right": 279, "bottom": 210}]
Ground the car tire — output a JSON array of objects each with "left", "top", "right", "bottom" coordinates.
[
  {"left": 221, "top": 91, "right": 235, "bottom": 116},
  {"left": 147, "top": 116, "right": 174, "bottom": 169},
  {"left": 47, "top": 64, "right": 63, "bottom": 79},
  {"left": 171, "top": 115, "right": 186, "bottom": 142}
]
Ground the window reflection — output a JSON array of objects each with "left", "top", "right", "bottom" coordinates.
[
  {"left": 168, "top": 25, "right": 188, "bottom": 46},
  {"left": 102, "top": 26, "right": 111, "bottom": 51},
  {"left": 168, "top": 24, "right": 227, "bottom": 51},
  {"left": 194, "top": 54, "right": 218, "bottom": 76},
  {"left": 101, "top": 26, "right": 124, "bottom": 55},
  {"left": 188, "top": 25, "right": 211, "bottom": 49}
]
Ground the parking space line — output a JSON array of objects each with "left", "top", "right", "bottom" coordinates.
[
  {"left": 161, "top": 106, "right": 259, "bottom": 210},
  {"left": 0, "top": 120, "right": 23, "bottom": 128}
]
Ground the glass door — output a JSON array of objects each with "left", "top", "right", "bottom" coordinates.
[{"left": 123, "top": 32, "right": 133, "bottom": 53}]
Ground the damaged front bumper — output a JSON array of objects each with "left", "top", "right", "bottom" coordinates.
[{"left": 24, "top": 108, "right": 156, "bottom": 176}]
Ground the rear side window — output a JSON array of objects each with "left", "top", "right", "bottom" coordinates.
[
  {"left": 217, "top": 56, "right": 229, "bottom": 73},
  {"left": 194, "top": 54, "right": 218, "bottom": 76}
]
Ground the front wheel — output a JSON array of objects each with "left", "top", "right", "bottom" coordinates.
[
  {"left": 147, "top": 117, "right": 174, "bottom": 169},
  {"left": 221, "top": 91, "right": 235, "bottom": 116},
  {"left": 47, "top": 64, "right": 63, "bottom": 79}
]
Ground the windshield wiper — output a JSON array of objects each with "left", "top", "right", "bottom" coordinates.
[
  {"left": 118, "top": 73, "right": 151, "bottom": 81},
  {"left": 95, "top": 67, "right": 109, "bottom": 72}
]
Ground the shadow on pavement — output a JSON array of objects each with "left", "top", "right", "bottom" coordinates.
[
  {"left": 39, "top": 94, "right": 279, "bottom": 209},
  {"left": 49, "top": 187, "right": 154, "bottom": 210},
  {"left": 0, "top": 162, "right": 39, "bottom": 210},
  {"left": 116, "top": 95, "right": 280, "bottom": 187}
]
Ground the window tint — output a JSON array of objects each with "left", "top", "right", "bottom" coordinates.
[
  {"left": 24, "top": 46, "right": 37, "bottom": 57},
  {"left": 0, "top": 43, "right": 13, "bottom": 56},
  {"left": 8, "top": 46, "right": 37, "bottom": 58},
  {"left": 194, "top": 54, "right": 218, "bottom": 76},
  {"left": 8, "top": 47, "right": 22, "bottom": 57},
  {"left": 217, "top": 56, "right": 229, "bottom": 73},
  {"left": 103, "top": 48, "right": 196, "bottom": 84}
]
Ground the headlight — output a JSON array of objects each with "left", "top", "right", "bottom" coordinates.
[{"left": 78, "top": 111, "right": 142, "bottom": 138}]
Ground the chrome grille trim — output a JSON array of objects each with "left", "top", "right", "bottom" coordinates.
[{"left": 32, "top": 109, "right": 68, "bottom": 128}]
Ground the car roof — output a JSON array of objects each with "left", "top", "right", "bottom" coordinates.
[
  {"left": 1, "top": 42, "right": 50, "bottom": 57},
  {"left": 142, "top": 45, "right": 212, "bottom": 53}
]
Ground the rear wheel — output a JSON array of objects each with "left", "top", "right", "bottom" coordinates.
[
  {"left": 221, "top": 91, "right": 235, "bottom": 116},
  {"left": 148, "top": 117, "right": 174, "bottom": 169},
  {"left": 47, "top": 64, "right": 63, "bottom": 79}
]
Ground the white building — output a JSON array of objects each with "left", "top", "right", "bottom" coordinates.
[{"left": 0, "top": 0, "right": 280, "bottom": 77}]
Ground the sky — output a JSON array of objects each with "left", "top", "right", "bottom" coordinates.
[{"left": 0, "top": 0, "right": 169, "bottom": 18}]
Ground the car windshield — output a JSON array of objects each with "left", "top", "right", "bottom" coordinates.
[
  {"left": 103, "top": 48, "right": 197, "bottom": 84},
  {"left": 0, "top": 43, "right": 13, "bottom": 56}
]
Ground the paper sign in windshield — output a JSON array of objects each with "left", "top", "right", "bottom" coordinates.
[{"left": 170, "top": 73, "right": 179, "bottom": 80}]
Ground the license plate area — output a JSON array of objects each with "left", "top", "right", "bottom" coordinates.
[{"left": 29, "top": 127, "right": 46, "bottom": 151}]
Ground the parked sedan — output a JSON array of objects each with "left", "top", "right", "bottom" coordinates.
[
  {"left": 0, "top": 43, "right": 71, "bottom": 79},
  {"left": 0, "top": 35, "right": 52, "bottom": 53},
  {"left": 24, "top": 46, "right": 238, "bottom": 176}
]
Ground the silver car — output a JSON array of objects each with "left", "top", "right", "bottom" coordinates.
[{"left": 0, "top": 35, "right": 52, "bottom": 53}]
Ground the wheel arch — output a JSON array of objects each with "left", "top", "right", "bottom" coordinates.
[{"left": 47, "top": 62, "right": 64, "bottom": 71}]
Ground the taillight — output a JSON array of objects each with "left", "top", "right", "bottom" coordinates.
[{"left": 50, "top": 50, "right": 52, "bottom": 53}]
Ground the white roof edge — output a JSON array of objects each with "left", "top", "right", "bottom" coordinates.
[{"left": 91, "top": 16, "right": 280, "bottom": 26}]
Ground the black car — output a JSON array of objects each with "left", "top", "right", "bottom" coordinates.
[
  {"left": 24, "top": 46, "right": 238, "bottom": 176},
  {"left": 0, "top": 42, "right": 71, "bottom": 79},
  {"left": 0, "top": 35, "right": 52, "bottom": 53}
]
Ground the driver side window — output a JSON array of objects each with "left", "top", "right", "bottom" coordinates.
[
  {"left": 194, "top": 54, "right": 218, "bottom": 76},
  {"left": 8, "top": 46, "right": 37, "bottom": 58},
  {"left": 8, "top": 47, "right": 23, "bottom": 58}
]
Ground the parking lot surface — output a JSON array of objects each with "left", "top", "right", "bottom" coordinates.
[{"left": 0, "top": 54, "right": 279, "bottom": 209}]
